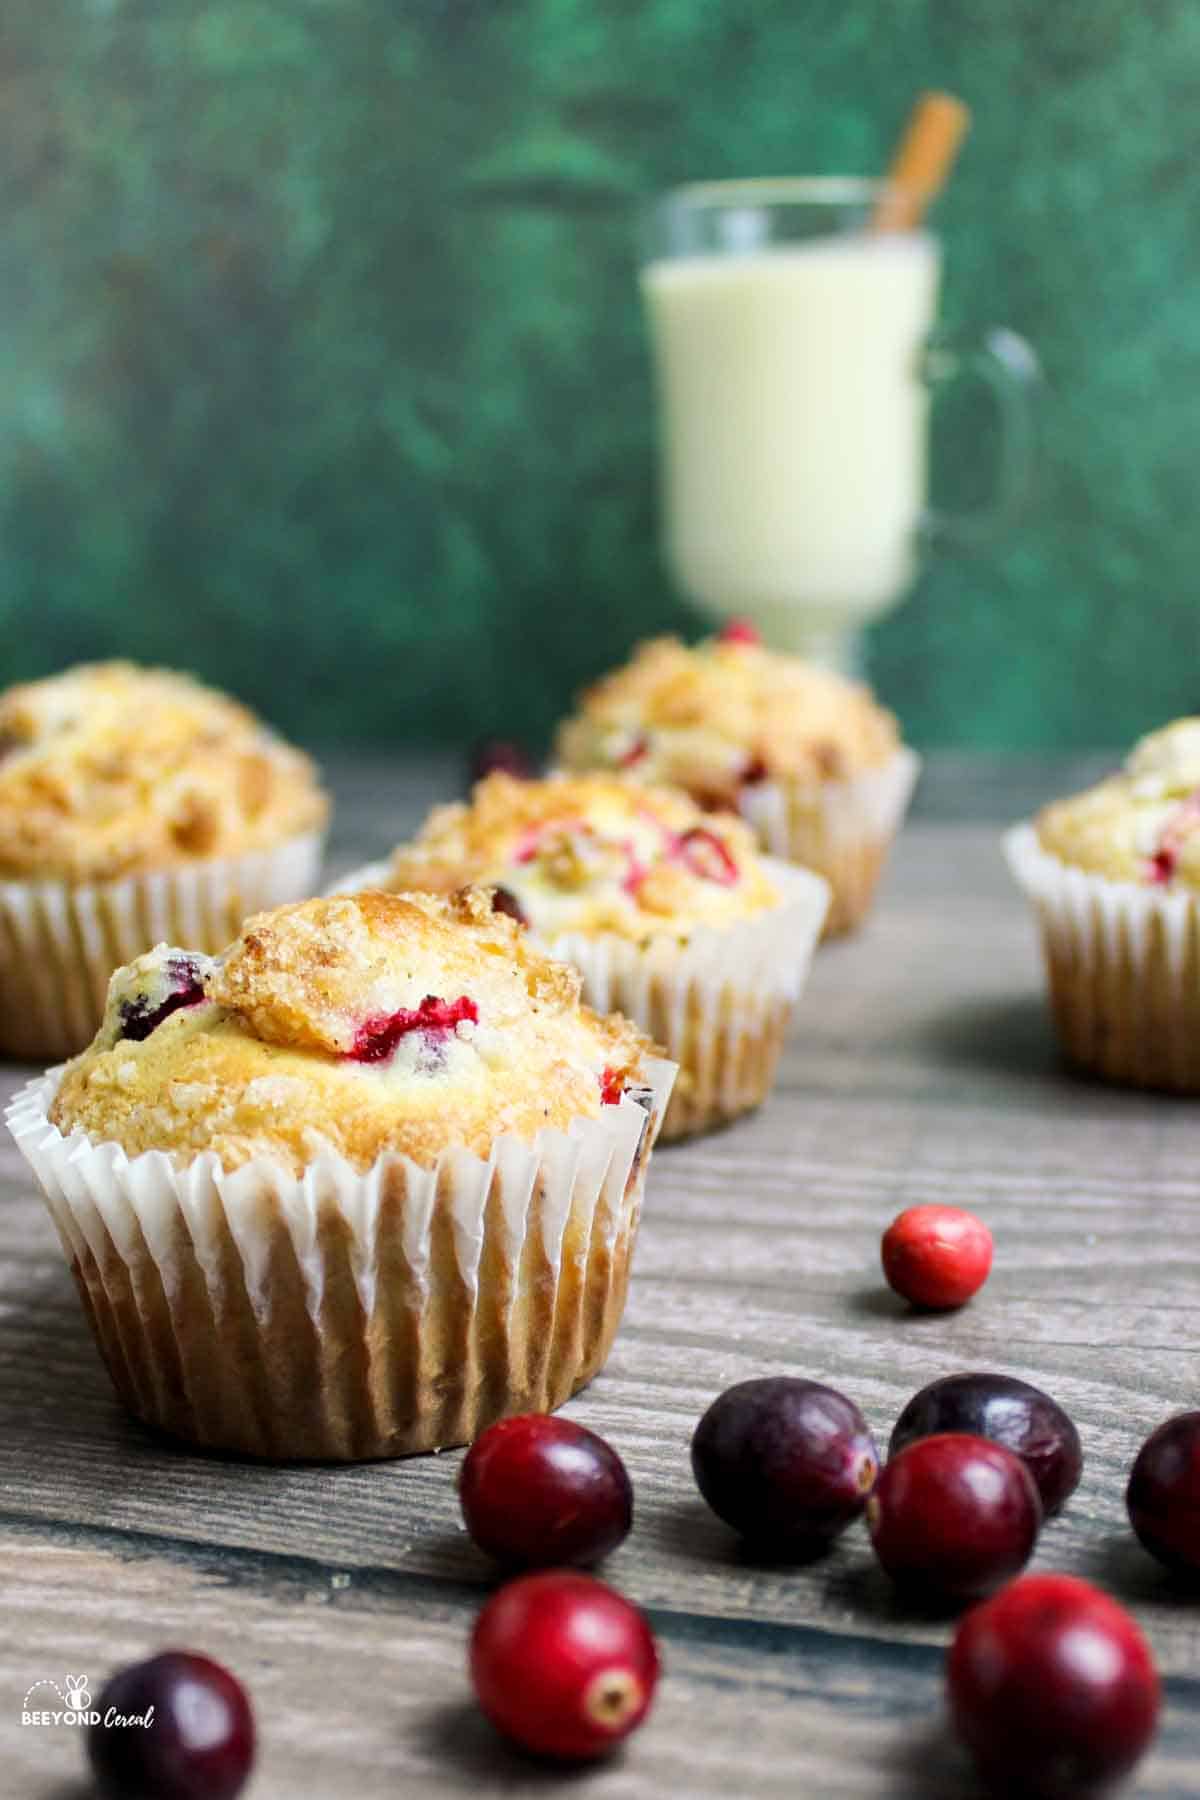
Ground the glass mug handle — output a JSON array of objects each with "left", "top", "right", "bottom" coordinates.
[{"left": 920, "top": 326, "right": 1040, "bottom": 550}]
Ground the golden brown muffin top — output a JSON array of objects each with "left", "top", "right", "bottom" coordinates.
[
  {"left": 381, "top": 772, "right": 780, "bottom": 942},
  {"left": 50, "top": 889, "right": 655, "bottom": 1172},
  {"left": 1035, "top": 720, "right": 1200, "bottom": 890},
  {"left": 555, "top": 631, "right": 900, "bottom": 806},
  {"left": 0, "top": 661, "right": 328, "bottom": 881}
]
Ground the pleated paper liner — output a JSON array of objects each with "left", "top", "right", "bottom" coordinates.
[
  {"left": 738, "top": 747, "right": 920, "bottom": 937},
  {"left": 6, "top": 1054, "right": 676, "bottom": 1461},
  {"left": 0, "top": 829, "right": 326, "bottom": 1062},
  {"left": 333, "top": 858, "right": 829, "bottom": 1141},
  {"left": 1006, "top": 823, "right": 1200, "bottom": 1091}
]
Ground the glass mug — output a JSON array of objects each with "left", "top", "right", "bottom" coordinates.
[{"left": 640, "top": 178, "right": 1038, "bottom": 672}]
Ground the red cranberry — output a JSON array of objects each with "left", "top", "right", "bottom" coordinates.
[
  {"left": 460, "top": 1414, "right": 633, "bottom": 1568},
  {"left": 118, "top": 955, "right": 207, "bottom": 1043},
  {"left": 617, "top": 735, "right": 648, "bottom": 768},
  {"left": 947, "top": 1574, "right": 1160, "bottom": 1798},
  {"left": 350, "top": 993, "right": 477, "bottom": 1062},
  {"left": 890, "top": 1373, "right": 1083, "bottom": 1516},
  {"left": 88, "top": 1650, "right": 254, "bottom": 1800},
  {"left": 469, "top": 738, "right": 534, "bottom": 784},
  {"left": 881, "top": 1204, "right": 993, "bottom": 1309},
  {"left": 490, "top": 885, "right": 527, "bottom": 927},
  {"left": 1127, "top": 1410, "right": 1200, "bottom": 1575},
  {"left": 691, "top": 1377, "right": 879, "bottom": 1552},
  {"left": 673, "top": 826, "right": 739, "bottom": 886},
  {"left": 867, "top": 1434, "right": 1041, "bottom": 1605},
  {"left": 470, "top": 1571, "right": 659, "bottom": 1759},
  {"left": 717, "top": 618, "right": 761, "bottom": 646},
  {"left": 599, "top": 1066, "right": 625, "bottom": 1105}
]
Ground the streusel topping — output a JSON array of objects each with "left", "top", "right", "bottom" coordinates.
[
  {"left": 0, "top": 662, "right": 327, "bottom": 880},
  {"left": 382, "top": 772, "right": 780, "bottom": 941},
  {"left": 51, "top": 890, "right": 654, "bottom": 1171},
  {"left": 555, "top": 632, "right": 899, "bottom": 807}
]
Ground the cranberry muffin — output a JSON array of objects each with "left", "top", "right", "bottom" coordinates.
[
  {"left": 1007, "top": 719, "right": 1200, "bottom": 1089},
  {"left": 9, "top": 890, "right": 673, "bottom": 1459},
  {"left": 0, "top": 662, "right": 328, "bottom": 1058},
  {"left": 554, "top": 626, "right": 918, "bottom": 936},
  {"left": 339, "top": 772, "right": 829, "bottom": 1139}
]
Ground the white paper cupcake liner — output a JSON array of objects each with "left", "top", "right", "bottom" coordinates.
[
  {"left": 6, "top": 1054, "right": 676, "bottom": 1460},
  {"left": 1006, "top": 822, "right": 1200, "bottom": 1091},
  {"left": 737, "top": 747, "right": 920, "bottom": 937},
  {"left": 333, "top": 857, "right": 828, "bottom": 1140},
  {"left": 0, "top": 830, "right": 325, "bottom": 1062}
]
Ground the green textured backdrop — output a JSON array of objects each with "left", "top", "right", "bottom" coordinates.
[{"left": 4, "top": 1, "right": 1199, "bottom": 749}]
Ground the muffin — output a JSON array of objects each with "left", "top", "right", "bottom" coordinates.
[
  {"left": 554, "top": 628, "right": 919, "bottom": 936},
  {"left": 7, "top": 889, "right": 674, "bottom": 1459},
  {"left": 337, "top": 771, "right": 829, "bottom": 1139},
  {"left": 1006, "top": 719, "right": 1200, "bottom": 1090},
  {"left": 0, "top": 662, "right": 328, "bottom": 1059}
]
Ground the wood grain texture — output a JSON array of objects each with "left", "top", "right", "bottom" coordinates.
[{"left": 2, "top": 754, "right": 1198, "bottom": 1798}]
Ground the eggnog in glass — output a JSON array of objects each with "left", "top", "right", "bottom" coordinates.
[{"left": 641, "top": 180, "right": 1034, "bottom": 671}]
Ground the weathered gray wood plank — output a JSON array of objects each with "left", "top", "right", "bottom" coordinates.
[{"left": 1, "top": 762, "right": 1198, "bottom": 1796}]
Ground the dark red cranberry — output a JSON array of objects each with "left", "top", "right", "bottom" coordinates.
[
  {"left": 868, "top": 1434, "right": 1041, "bottom": 1605},
  {"left": 350, "top": 993, "right": 477, "bottom": 1063},
  {"left": 890, "top": 1374, "right": 1083, "bottom": 1517},
  {"left": 717, "top": 618, "right": 761, "bottom": 646},
  {"left": 740, "top": 754, "right": 769, "bottom": 785},
  {"left": 88, "top": 1650, "right": 254, "bottom": 1800},
  {"left": 490, "top": 885, "right": 527, "bottom": 927},
  {"left": 947, "top": 1574, "right": 1160, "bottom": 1798},
  {"left": 673, "top": 826, "right": 739, "bottom": 886},
  {"left": 117, "top": 956, "right": 206, "bottom": 1043},
  {"left": 881, "top": 1204, "right": 993, "bottom": 1309},
  {"left": 691, "top": 1377, "right": 879, "bottom": 1552},
  {"left": 470, "top": 1571, "right": 659, "bottom": 1759},
  {"left": 469, "top": 738, "right": 533, "bottom": 785},
  {"left": 460, "top": 1414, "right": 632, "bottom": 1568},
  {"left": 1127, "top": 1411, "right": 1200, "bottom": 1575}
]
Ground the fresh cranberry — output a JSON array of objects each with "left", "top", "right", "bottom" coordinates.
[
  {"left": 350, "top": 993, "right": 478, "bottom": 1063},
  {"left": 490, "top": 885, "right": 527, "bottom": 927},
  {"left": 117, "top": 956, "right": 206, "bottom": 1043},
  {"left": 947, "top": 1574, "right": 1160, "bottom": 1797},
  {"left": 881, "top": 1204, "right": 993, "bottom": 1309},
  {"left": 717, "top": 618, "right": 761, "bottom": 646},
  {"left": 868, "top": 1434, "right": 1041, "bottom": 1605},
  {"left": 672, "top": 826, "right": 739, "bottom": 886},
  {"left": 470, "top": 1571, "right": 659, "bottom": 1760},
  {"left": 469, "top": 739, "right": 533, "bottom": 784},
  {"left": 460, "top": 1414, "right": 632, "bottom": 1568},
  {"left": 691, "top": 1377, "right": 878, "bottom": 1552},
  {"left": 890, "top": 1374, "right": 1083, "bottom": 1516},
  {"left": 88, "top": 1650, "right": 254, "bottom": 1800},
  {"left": 1127, "top": 1411, "right": 1200, "bottom": 1575}
]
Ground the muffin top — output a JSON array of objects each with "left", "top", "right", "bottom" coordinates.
[
  {"left": 555, "top": 629, "right": 900, "bottom": 806},
  {"left": 1035, "top": 720, "right": 1200, "bottom": 889},
  {"left": 50, "top": 889, "right": 655, "bottom": 1172},
  {"left": 0, "top": 662, "right": 328, "bottom": 881},
  {"left": 381, "top": 772, "right": 780, "bottom": 941}
]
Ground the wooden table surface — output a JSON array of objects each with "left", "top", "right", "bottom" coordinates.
[{"left": 3, "top": 753, "right": 1198, "bottom": 1799}]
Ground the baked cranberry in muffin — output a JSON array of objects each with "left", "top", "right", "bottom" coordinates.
[
  {"left": 379, "top": 773, "right": 779, "bottom": 946},
  {"left": 52, "top": 889, "right": 656, "bottom": 1173}
]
